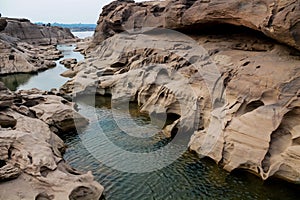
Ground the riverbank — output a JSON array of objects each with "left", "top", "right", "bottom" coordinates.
[
  {"left": 0, "top": 17, "right": 78, "bottom": 75},
  {"left": 0, "top": 18, "right": 104, "bottom": 199},
  {"left": 61, "top": 0, "right": 300, "bottom": 185},
  {"left": 0, "top": 83, "right": 103, "bottom": 199}
]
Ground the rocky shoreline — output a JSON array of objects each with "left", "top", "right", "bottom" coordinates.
[
  {"left": 0, "top": 83, "right": 103, "bottom": 199},
  {"left": 0, "top": 17, "right": 104, "bottom": 199},
  {"left": 61, "top": 0, "right": 300, "bottom": 184},
  {"left": 0, "top": 17, "right": 77, "bottom": 75}
]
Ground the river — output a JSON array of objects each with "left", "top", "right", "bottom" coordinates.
[{"left": 0, "top": 31, "right": 299, "bottom": 200}]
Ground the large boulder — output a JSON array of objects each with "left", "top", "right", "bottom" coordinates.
[{"left": 17, "top": 89, "right": 89, "bottom": 133}]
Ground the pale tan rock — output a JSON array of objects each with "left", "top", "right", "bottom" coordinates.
[
  {"left": 61, "top": 22, "right": 300, "bottom": 184},
  {"left": 16, "top": 89, "right": 89, "bottom": 133},
  {"left": 0, "top": 129, "right": 103, "bottom": 200},
  {"left": 90, "top": 0, "right": 300, "bottom": 51},
  {"left": 0, "top": 85, "right": 103, "bottom": 199},
  {"left": 60, "top": 69, "right": 79, "bottom": 78},
  {"left": 59, "top": 58, "right": 77, "bottom": 69},
  {"left": 0, "top": 17, "right": 75, "bottom": 75},
  {"left": 2, "top": 18, "right": 75, "bottom": 45}
]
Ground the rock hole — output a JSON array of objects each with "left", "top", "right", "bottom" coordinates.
[
  {"left": 177, "top": 23, "right": 273, "bottom": 40},
  {"left": 69, "top": 186, "right": 94, "bottom": 200},
  {"left": 244, "top": 100, "right": 264, "bottom": 113},
  {"left": 261, "top": 127, "right": 292, "bottom": 173},
  {"left": 8, "top": 54, "right": 15, "bottom": 60},
  {"left": 171, "top": 127, "right": 179, "bottom": 138},
  {"left": 61, "top": 99, "right": 69, "bottom": 104},
  {"left": 257, "top": 166, "right": 261, "bottom": 174},
  {"left": 40, "top": 166, "right": 50, "bottom": 177},
  {"left": 0, "top": 160, "right": 6, "bottom": 168},
  {"left": 165, "top": 113, "right": 181, "bottom": 126},
  {"left": 27, "top": 155, "right": 33, "bottom": 164},
  {"left": 24, "top": 100, "right": 40, "bottom": 107},
  {"left": 35, "top": 192, "right": 54, "bottom": 200},
  {"left": 292, "top": 137, "right": 300, "bottom": 145},
  {"left": 242, "top": 61, "right": 251, "bottom": 66}
]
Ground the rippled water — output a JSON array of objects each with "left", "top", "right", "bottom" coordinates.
[
  {"left": 0, "top": 31, "right": 92, "bottom": 91},
  {"left": 62, "top": 95, "right": 299, "bottom": 200},
  {"left": 0, "top": 31, "right": 299, "bottom": 200}
]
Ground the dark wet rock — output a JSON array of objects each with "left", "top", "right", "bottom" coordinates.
[{"left": 0, "top": 113, "right": 16, "bottom": 128}]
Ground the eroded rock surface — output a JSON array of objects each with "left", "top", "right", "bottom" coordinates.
[
  {"left": 91, "top": 0, "right": 300, "bottom": 51},
  {"left": 0, "top": 82, "right": 103, "bottom": 200},
  {"left": 2, "top": 18, "right": 75, "bottom": 45},
  {"left": 61, "top": 0, "right": 300, "bottom": 184},
  {"left": 0, "top": 18, "right": 76, "bottom": 75}
]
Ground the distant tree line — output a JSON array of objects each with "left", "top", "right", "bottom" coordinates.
[{"left": 35, "top": 22, "right": 96, "bottom": 31}]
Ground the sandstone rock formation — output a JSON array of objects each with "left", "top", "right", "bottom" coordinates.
[
  {"left": 60, "top": 58, "right": 78, "bottom": 69},
  {"left": 61, "top": 0, "right": 300, "bottom": 184},
  {"left": 0, "top": 18, "right": 76, "bottom": 75},
  {"left": 91, "top": 0, "right": 300, "bottom": 51},
  {"left": 2, "top": 18, "right": 76, "bottom": 45},
  {"left": 0, "top": 82, "right": 103, "bottom": 199}
]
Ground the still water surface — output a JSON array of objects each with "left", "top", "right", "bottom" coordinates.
[{"left": 0, "top": 31, "right": 299, "bottom": 200}]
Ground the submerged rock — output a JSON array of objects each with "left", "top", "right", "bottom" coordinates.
[
  {"left": 61, "top": 0, "right": 300, "bottom": 184},
  {"left": 0, "top": 84, "right": 103, "bottom": 199}
]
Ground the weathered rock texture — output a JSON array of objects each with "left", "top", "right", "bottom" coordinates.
[
  {"left": 0, "top": 18, "right": 76, "bottom": 75},
  {"left": 3, "top": 18, "right": 75, "bottom": 45},
  {"left": 0, "top": 82, "right": 103, "bottom": 199},
  {"left": 91, "top": 0, "right": 300, "bottom": 51},
  {"left": 0, "top": 18, "right": 7, "bottom": 32},
  {"left": 61, "top": 0, "right": 300, "bottom": 184}
]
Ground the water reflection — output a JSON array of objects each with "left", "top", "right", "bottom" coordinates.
[
  {"left": 63, "top": 96, "right": 300, "bottom": 200},
  {"left": 0, "top": 73, "right": 36, "bottom": 91},
  {"left": 0, "top": 31, "right": 94, "bottom": 91}
]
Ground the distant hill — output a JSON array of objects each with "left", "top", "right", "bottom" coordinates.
[{"left": 35, "top": 22, "right": 96, "bottom": 32}]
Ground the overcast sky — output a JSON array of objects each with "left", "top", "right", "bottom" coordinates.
[{"left": 1, "top": 0, "right": 144, "bottom": 24}]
